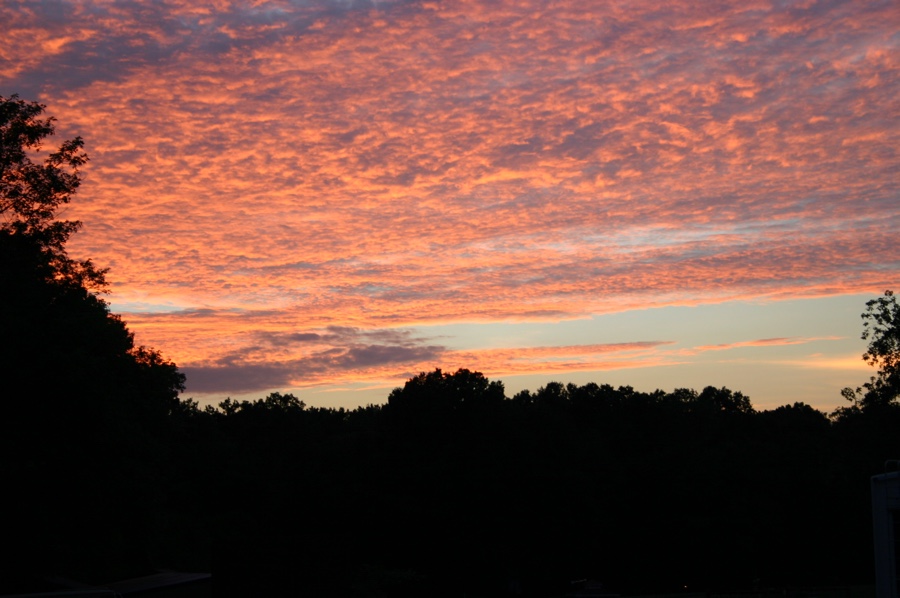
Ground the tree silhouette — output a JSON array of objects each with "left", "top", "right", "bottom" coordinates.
[
  {"left": 1, "top": 95, "right": 190, "bottom": 588},
  {"left": 0, "top": 94, "right": 105, "bottom": 289},
  {"left": 3, "top": 93, "right": 894, "bottom": 596},
  {"left": 387, "top": 367, "right": 505, "bottom": 420},
  {"left": 840, "top": 290, "right": 900, "bottom": 411}
]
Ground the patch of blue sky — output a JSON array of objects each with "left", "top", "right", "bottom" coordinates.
[
  {"left": 109, "top": 300, "right": 194, "bottom": 314},
  {"left": 578, "top": 224, "right": 737, "bottom": 251},
  {"left": 354, "top": 283, "right": 395, "bottom": 295},
  {"left": 237, "top": 294, "right": 878, "bottom": 412},
  {"left": 501, "top": 358, "right": 867, "bottom": 412},
  {"left": 570, "top": 295, "right": 856, "bottom": 345},
  {"left": 256, "top": 260, "right": 321, "bottom": 271},
  {"left": 401, "top": 294, "right": 874, "bottom": 409}
]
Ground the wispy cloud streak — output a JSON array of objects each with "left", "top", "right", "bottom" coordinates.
[
  {"left": 179, "top": 327, "right": 672, "bottom": 393},
  {"left": 687, "top": 336, "right": 844, "bottom": 354}
]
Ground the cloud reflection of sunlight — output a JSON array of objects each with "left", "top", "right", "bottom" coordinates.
[{"left": 3, "top": 0, "right": 896, "bottom": 407}]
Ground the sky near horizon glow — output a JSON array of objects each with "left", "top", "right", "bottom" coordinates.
[{"left": 3, "top": 0, "right": 898, "bottom": 410}]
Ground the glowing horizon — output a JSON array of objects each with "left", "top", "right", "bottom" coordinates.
[{"left": 3, "top": 0, "right": 897, "bottom": 409}]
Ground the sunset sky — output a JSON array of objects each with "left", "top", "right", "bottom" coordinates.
[{"left": 3, "top": 0, "right": 898, "bottom": 410}]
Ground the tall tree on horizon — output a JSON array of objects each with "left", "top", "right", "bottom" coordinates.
[{"left": 1, "top": 94, "right": 189, "bottom": 587}]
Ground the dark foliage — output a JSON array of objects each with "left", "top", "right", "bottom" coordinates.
[
  {"left": 1, "top": 95, "right": 193, "bottom": 591},
  {"left": 208, "top": 370, "right": 899, "bottom": 597},
  {"left": 841, "top": 290, "right": 900, "bottom": 411},
  {"left": 3, "top": 96, "right": 898, "bottom": 596}
]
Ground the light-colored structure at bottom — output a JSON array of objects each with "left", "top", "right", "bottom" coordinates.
[{"left": 872, "top": 462, "right": 900, "bottom": 598}]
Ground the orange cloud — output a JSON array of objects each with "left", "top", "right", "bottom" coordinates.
[
  {"left": 2, "top": 0, "right": 897, "bottom": 397},
  {"left": 688, "top": 336, "right": 844, "bottom": 354}
]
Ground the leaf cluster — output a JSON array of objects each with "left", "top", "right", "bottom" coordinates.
[
  {"left": 0, "top": 94, "right": 105, "bottom": 290},
  {"left": 841, "top": 290, "right": 900, "bottom": 410}
]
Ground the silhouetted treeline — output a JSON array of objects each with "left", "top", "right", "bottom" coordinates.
[
  {"left": 3, "top": 229, "right": 899, "bottom": 598},
  {"left": 5, "top": 286, "right": 900, "bottom": 597},
  {"left": 3, "top": 95, "right": 899, "bottom": 596},
  {"left": 190, "top": 372, "right": 898, "bottom": 596},
  {"left": 4, "top": 289, "right": 900, "bottom": 597}
]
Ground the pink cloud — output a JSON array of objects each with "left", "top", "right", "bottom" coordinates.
[
  {"left": 688, "top": 336, "right": 844, "bottom": 354},
  {"left": 2, "top": 0, "right": 897, "bottom": 394}
]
